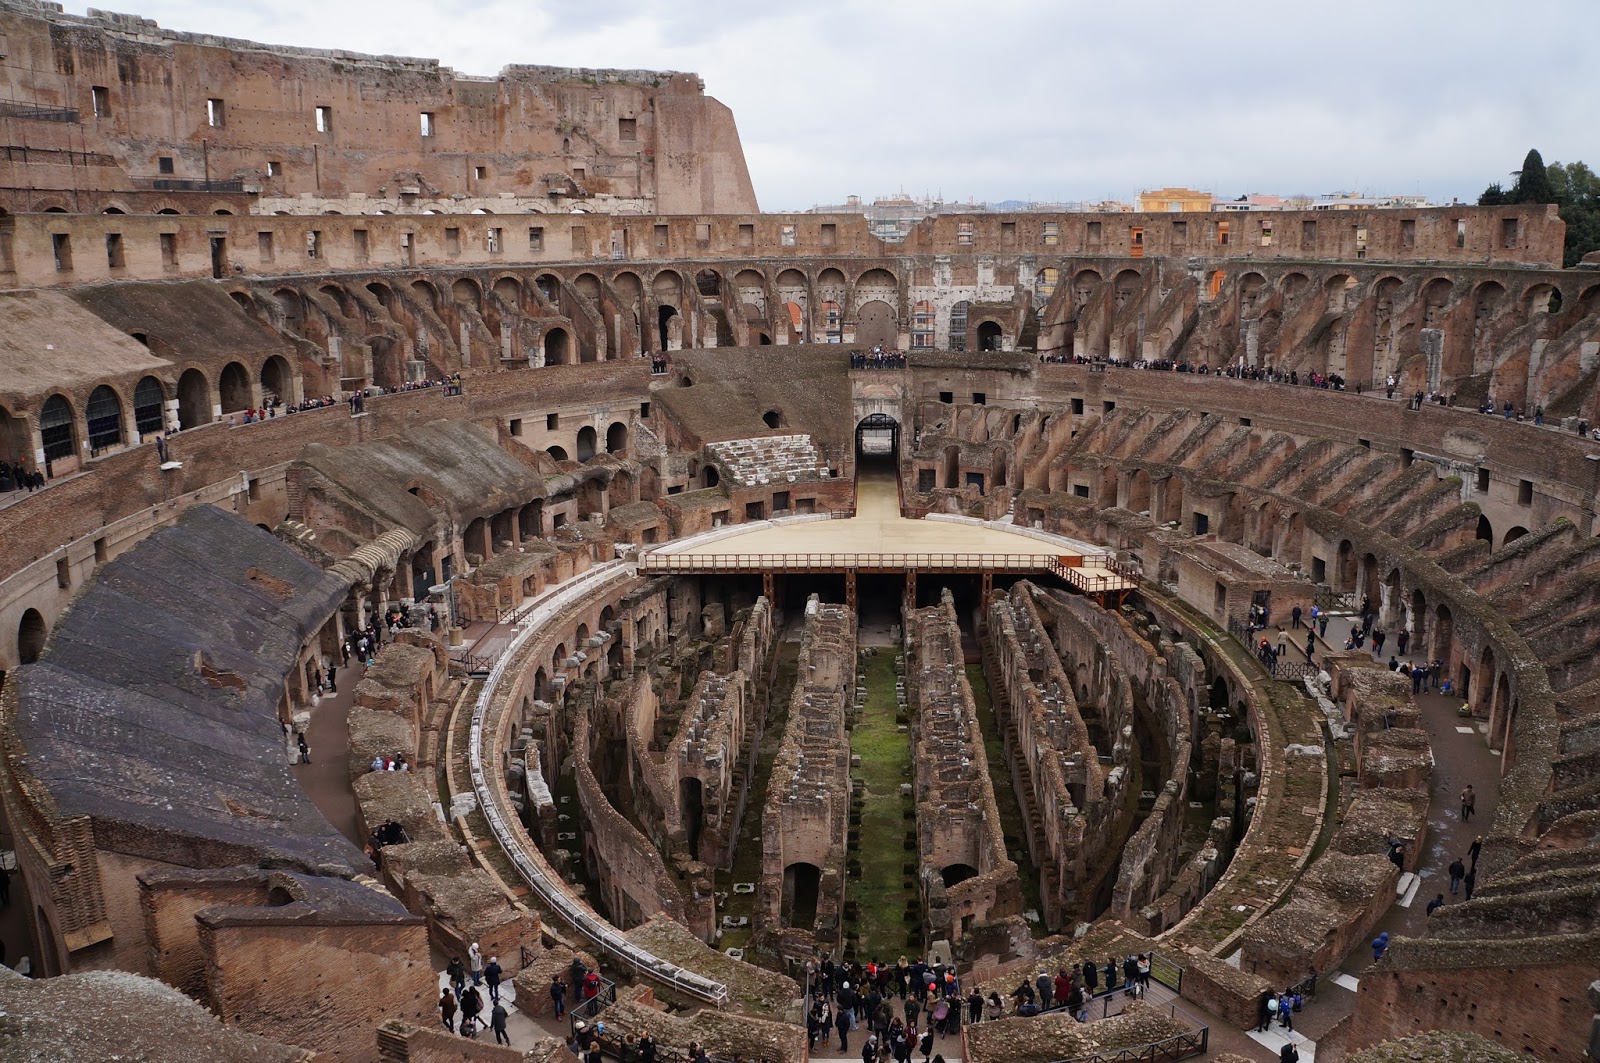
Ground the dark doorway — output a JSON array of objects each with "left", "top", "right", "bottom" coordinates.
[
  {"left": 782, "top": 862, "right": 821, "bottom": 929},
  {"left": 680, "top": 777, "right": 704, "bottom": 861}
]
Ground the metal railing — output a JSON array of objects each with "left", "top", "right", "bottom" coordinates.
[
  {"left": 466, "top": 561, "right": 731, "bottom": 1007},
  {"left": 0, "top": 101, "right": 80, "bottom": 122},
  {"left": 1227, "top": 617, "right": 1318, "bottom": 679},
  {"left": 1049, "top": 1026, "right": 1209, "bottom": 1063},
  {"left": 640, "top": 551, "right": 1065, "bottom": 573}
]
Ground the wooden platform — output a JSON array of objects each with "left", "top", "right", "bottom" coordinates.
[{"left": 643, "top": 467, "right": 1136, "bottom": 593}]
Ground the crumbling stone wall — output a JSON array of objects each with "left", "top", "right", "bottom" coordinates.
[
  {"left": 985, "top": 581, "right": 1132, "bottom": 928},
  {"left": 757, "top": 596, "right": 855, "bottom": 961},
  {"left": 905, "top": 590, "right": 1021, "bottom": 952}
]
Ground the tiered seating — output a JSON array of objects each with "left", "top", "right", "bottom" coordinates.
[{"left": 706, "top": 434, "right": 830, "bottom": 487}]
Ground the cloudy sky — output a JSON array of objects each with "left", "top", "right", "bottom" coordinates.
[{"left": 69, "top": 0, "right": 1598, "bottom": 211}]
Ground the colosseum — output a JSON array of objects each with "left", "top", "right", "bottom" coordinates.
[{"left": 1, "top": 4, "right": 1598, "bottom": 1062}]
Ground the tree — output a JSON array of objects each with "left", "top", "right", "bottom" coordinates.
[
  {"left": 1511, "top": 148, "right": 1556, "bottom": 204},
  {"left": 1477, "top": 182, "right": 1507, "bottom": 206},
  {"left": 1546, "top": 160, "right": 1600, "bottom": 267}
]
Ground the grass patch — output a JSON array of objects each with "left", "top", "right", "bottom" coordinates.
[{"left": 849, "top": 650, "right": 919, "bottom": 960}]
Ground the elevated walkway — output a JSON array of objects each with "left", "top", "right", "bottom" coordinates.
[{"left": 641, "top": 465, "right": 1136, "bottom": 596}]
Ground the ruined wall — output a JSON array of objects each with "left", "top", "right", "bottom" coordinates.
[
  {"left": 984, "top": 581, "right": 1131, "bottom": 928},
  {"left": 757, "top": 595, "right": 854, "bottom": 961},
  {"left": 905, "top": 590, "right": 1020, "bottom": 950},
  {"left": 0, "top": 3, "right": 757, "bottom": 213}
]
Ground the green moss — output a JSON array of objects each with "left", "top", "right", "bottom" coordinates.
[{"left": 848, "top": 651, "right": 919, "bottom": 959}]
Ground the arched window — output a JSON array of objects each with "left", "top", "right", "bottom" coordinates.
[
  {"left": 85, "top": 385, "right": 123, "bottom": 452},
  {"left": 133, "top": 376, "right": 165, "bottom": 435},
  {"left": 39, "top": 395, "right": 75, "bottom": 463}
]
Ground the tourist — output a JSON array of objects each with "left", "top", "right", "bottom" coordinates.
[
  {"left": 1464, "top": 867, "right": 1476, "bottom": 900},
  {"left": 489, "top": 1001, "right": 509, "bottom": 1046},
  {"left": 1388, "top": 842, "right": 1406, "bottom": 872},
  {"left": 1460, "top": 784, "right": 1476, "bottom": 821},
  {"left": 1427, "top": 894, "right": 1445, "bottom": 915},
  {"left": 1122, "top": 955, "right": 1139, "bottom": 996},
  {"left": 584, "top": 1040, "right": 603, "bottom": 1063},
  {"left": 918, "top": 1028, "right": 934, "bottom": 1063},
  {"left": 439, "top": 987, "right": 456, "bottom": 1033},
  {"left": 447, "top": 956, "right": 466, "bottom": 996},
  {"left": 459, "top": 983, "right": 483, "bottom": 1031},
  {"left": 1469, "top": 835, "right": 1483, "bottom": 871},
  {"left": 468, "top": 941, "right": 484, "bottom": 985},
  {"left": 1372, "top": 931, "right": 1390, "bottom": 962},
  {"left": 984, "top": 991, "right": 1003, "bottom": 1021},
  {"left": 1449, "top": 856, "right": 1465, "bottom": 894},
  {"left": 1052, "top": 968, "right": 1072, "bottom": 1009},
  {"left": 550, "top": 973, "right": 566, "bottom": 1017},
  {"left": 966, "top": 987, "right": 983, "bottom": 1024},
  {"left": 1281, "top": 1041, "right": 1301, "bottom": 1063},
  {"left": 1035, "top": 969, "right": 1052, "bottom": 1008},
  {"left": 836, "top": 1000, "right": 852, "bottom": 1052},
  {"left": 484, "top": 955, "right": 502, "bottom": 1004},
  {"left": 1260, "top": 993, "right": 1278, "bottom": 1032},
  {"left": 1137, "top": 954, "right": 1152, "bottom": 991}
]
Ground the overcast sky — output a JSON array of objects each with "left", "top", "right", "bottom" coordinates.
[{"left": 71, "top": 0, "right": 1599, "bottom": 211}]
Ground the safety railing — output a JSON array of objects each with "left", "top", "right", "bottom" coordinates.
[
  {"left": 1049, "top": 1026, "right": 1209, "bottom": 1063},
  {"left": 1227, "top": 616, "right": 1318, "bottom": 679},
  {"left": 467, "top": 561, "right": 731, "bottom": 1007},
  {"left": 639, "top": 551, "right": 1064, "bottom": 573}
]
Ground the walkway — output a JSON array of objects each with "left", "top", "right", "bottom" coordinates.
[
  {"left": 648, "top": 466, "right": 1132, "bottom": 590},
  {"left": 293, "top": 660, "right": 366, "bottom": 848}
]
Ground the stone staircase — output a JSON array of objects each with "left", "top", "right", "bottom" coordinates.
[{"left": 706, "top": 434, "right": 830, "bottom": 488}]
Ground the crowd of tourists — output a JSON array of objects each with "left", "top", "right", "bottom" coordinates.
[
  {"left": 438, "top": 943, "right": 510, "bottom": 1044},
  {"left": 851, "top": 344, "right": 907, "bottom": 370},
  {"left": 0, "top": 460, "right": 44, "bottom": 493},
  {"left": 800, "top": 952, "right": 1158, "bottom": 1062}
]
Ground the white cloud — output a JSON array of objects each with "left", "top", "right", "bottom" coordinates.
[{"left": 63, "top": 0, "right": 1600, "bottom": 209}]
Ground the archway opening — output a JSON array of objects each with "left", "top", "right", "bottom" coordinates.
[
  {"left": 680, "top": 777, "right": 704, "bottom": 861},
  {"left": 606, "top": 421, "right": 628, "bottom": 455},
  {"left": 657, "top": 305, "right": 679, "bottom": 350},
  {"left": 763, "top": 410, "right": 782, "bottom": 430},
  {"left": 18, "top": 608, "right": 47, "bottom": 664},
  {"left": 1476, "top": 514, "right": 1493, "bottom": 544},
  {"left": 977, "top": 320, "right": 1003, "bottom": 351},
  {"left": 781, "top": 862, "right": 821, "bottom": 929},
  {"left": 942, "top": 863, "right": 979, "bottom": 888},
  {"left": 177, "top": 369, "right": 211, "bottom": 429},
  {"left": 260, "top": 355, "right": 292, "bottom": 404},
  {"left": 1503, "top": 526, "right": 1529, "bottom": 546},
  {"left": 576, "top": 426, "right": 597, "bottom": 463},
  {"left": 218, "top": 361, "right": 251, "bottom": 413},
  {"left": 543, "top": 328, "right": 570, "bottom": 366},
  {"left": 546, "top": 445, "right": 569, "bottom": 464}
]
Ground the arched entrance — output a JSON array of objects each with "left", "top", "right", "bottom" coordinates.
[
  {"left": 606, "top": 421, "right": 628, "bottom": 455},
  {"left": 543, "top": 328, "right": 570, "bottom": 366},
  {"left": 177, "top": 369, "right": 211, "bottom": 429},
  {"left": 18, "top": 608, "right": 47, "bottom": 663},
  {"left": 260, "top": 355, "right": 293, "bottom": 404},
  {"left": 977, "top": 320, "right": 1003, "bottom": 351},
  {"left": 856, "top": 413, "right": 899, "bottom": 460},
  {"left": 576, "top": 426, "right": 597, "bottom": 462},
  {"left": 218, "top": 361, "right": 251, "bottom": 413},
  {"left": 39, "top": 395, "right": 76, "bottom": 467},
  {"left": 781, "top": 862, "right": 821, "bottom": 929}
]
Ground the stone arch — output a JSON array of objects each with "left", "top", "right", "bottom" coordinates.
[
  {"left": 176, "top": 368, "right": 212, "bottom": 429},
  {"left": 1475, "top": 645, "right": 1497, "bottom": 715},
  {"left": 451, "top": 277, "right": 482, "bottom": 312},
  {"left": 694, "top": 269, "right": 722, "bottom": 297},
  {"left": 1410, "top": 589, "right": 1427, "bottom": 647},
  {"left": 18, "top": 608, "right": 47, "bottom": 664},
  {"left": 948, "top": 300, "right": 970, "bottom": 351},
  {"left": 977, "top": 320, "right": 1003, "bottom": 351},
  {"left": 573, "top": 272, "right": 602, "bottom": 302},
  {"left": 492, "top": 275, "right": 522, "bottom": 310},
  {"left": 38, "top": 393, "right": 77, "bottom": 465},
  {"left": 543, "top": 327, "right": 571, "bottom": 366},
  {"left": 1335, "top": 539, "right": 1356, "bottom": 591},
  {"left": 1432, "top": 603, "right": 1454, "bottom": 665},
  {"left": 856, "top": 300, "right": 897, "bottom": 348},
  {"left": 1490, "top": 671, "right": 1513, "bottom": 751},
  {"left": 856, "top": 267, "right": 897, "bottom": 290},
  {"left": 218, "top": 361, "right": 251, "bottom": 413},
  {"left": 84, "top": 384, "right": 125, "bottom": 453},
  {"left": 1238, "top": 272, "right": 1267, "bottom": 309},
  {"left": 1522, "top": 281, "right": 1558, "bottom": 316},
  {"left": 1476, "top": 513, "right": 1493, "bottom": 544},
  {"left": 1126, "top": 468, "right": 1151, "bottom": 514},
  {"left": 781, "top": 862, "right": 821, "bottom": 928},
  {"left": 613, "top": 271, "right": 643, "bottom": 305},
  {"left": 1280, "top": 511, "right": 1305, "bottom": 563},
  {"left": 260, "top": 355, "right": 294, "bottom": 405},
  {"left": 1112, "top": 268, "right": 1143, "bottom": 308},
  {"left": 410, "top": 279, "right": 441, "bottom": 313},
  {"left": 606, "top": 421, "right": 628, "bottom": 455},
  {"left": 1502, "top": 525, "right": 1529, "bottom": 546},
  {"left": 546, "top": 445, "right": 569, "bottom": 463},
  {"left": 576, "top": 425, "right": 597, "bottom": 462}
]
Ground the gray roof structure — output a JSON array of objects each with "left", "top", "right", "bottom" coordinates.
[{"left": 12, "top": 505, "right": 365, "bottom": 874}]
